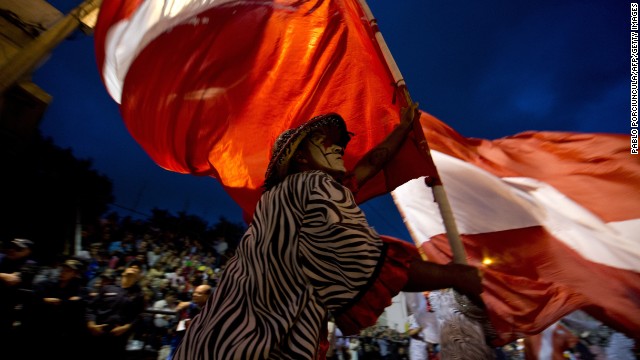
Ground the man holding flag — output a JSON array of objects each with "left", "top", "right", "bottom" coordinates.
[
  {"left": 171, "top": 105, "right": 482, "bottom": 359},
  {"left": 93, "top": 0, "right": 639, "bottom": 356}
]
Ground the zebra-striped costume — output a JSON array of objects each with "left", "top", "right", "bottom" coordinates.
[{"left": 173, "top": 170, "right": 385, "bottom": 359}]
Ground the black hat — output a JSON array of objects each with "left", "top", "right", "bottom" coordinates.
[
  {"left": 10, "top": 238, "right": 34, "bottom": 250},
  {"left": 263, "top": 113, "right": 351, "bottom": 190}
]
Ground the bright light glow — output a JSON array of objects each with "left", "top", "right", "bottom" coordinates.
[{"left": 482, "top": 258, "right": 493, "bottom": 266}]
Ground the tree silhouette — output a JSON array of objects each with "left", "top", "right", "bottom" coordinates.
[
  {"left": 1, "top": 131, "right": 247, "bottom": 265},
  {"left": 2, "top": 131, "right": 113, "bottom": 262}
]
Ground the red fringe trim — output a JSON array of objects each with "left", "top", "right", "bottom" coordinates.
[{"left": 335, "top": 236, "right": 419, "bottom": 335}]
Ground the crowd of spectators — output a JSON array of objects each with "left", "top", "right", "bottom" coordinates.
[
  {"left": 0, "top": 213, "right": 441, "bottom": 360},
  {"left": 0, "top": 214, "right": 235, "bottom": 360},
  {"left": 3, "top": 213, "right": 635, "bottom": 360},
  {"left": 328, "top": 325, "right": 420, "bottom": 360}
]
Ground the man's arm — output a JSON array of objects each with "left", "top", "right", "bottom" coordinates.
[
  {"left": 175, "top": 301, "right": 191, "bottom": 312},
  {"left": 351, "top": 103, "right": 419, "bottom": 188}
]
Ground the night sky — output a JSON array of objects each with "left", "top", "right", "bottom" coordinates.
[{"left": 33, "top": 0, "right": 629, "bottom": 241}]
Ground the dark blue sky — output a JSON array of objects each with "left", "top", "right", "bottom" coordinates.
[{"left": 33, "top": 1, "right": 628, "bottom": 240}]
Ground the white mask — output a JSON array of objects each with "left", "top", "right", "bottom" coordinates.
[{"left": 298, "top": 128, "right": 347, "bottom": 176}]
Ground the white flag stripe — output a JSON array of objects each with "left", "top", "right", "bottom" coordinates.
[
  {"left": 393, "top": 150, "right": 640, "bottom": 272},
  {"left": 102, "top": 0, "right": 229, "bottom": 103}
]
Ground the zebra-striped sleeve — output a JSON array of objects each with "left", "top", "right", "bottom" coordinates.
[
  {"left": 173, "top": 170, "right": 383, "bottom": 360},
  {"left": 298, "top": 171, "right": 384, "bottom": 312}
]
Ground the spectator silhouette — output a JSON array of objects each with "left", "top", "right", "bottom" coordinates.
[
  {"left": 86, "top": 260, "right": 146, "bottom": 360},
  {"left": 31, "top": 259, "right": 89, "bottom": 360},
  {"left": 168, "top": 284, "right": 213, "bottom": 359},
  {"left": 150, "top": 289, "right": 179, "bottom": 351},
  {"left": 0, "top": 238, "right": 38, "bottom": 356}
]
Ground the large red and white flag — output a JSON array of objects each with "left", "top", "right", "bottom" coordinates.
[
  {"left": 94, "top": 0, "right": 640, "bottom": 344},
  {"left": 93, "top": 0, "right": 435, "bottom": 219},
  {"left": 393, "top": 112, "right": 640, "bottom": 345}
]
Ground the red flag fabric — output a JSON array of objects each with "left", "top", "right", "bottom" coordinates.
[
  {"left": 392, "top": 112, "right": 640, "bottom": 345},
  {"left": 93, "top": 0, "right": 436, "bottom": 219}
]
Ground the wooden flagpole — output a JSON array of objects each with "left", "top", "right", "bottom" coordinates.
[
  {"left": 355, "top": 1, "right": 497, "bottom": 358},
  {"left": 355, "top": 0, "right": 467, "bottom": 264}
]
